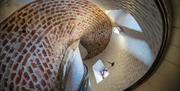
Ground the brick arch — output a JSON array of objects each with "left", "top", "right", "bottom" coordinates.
[{"left": 0, "top": 0, "right": 112, "bottom": 91}]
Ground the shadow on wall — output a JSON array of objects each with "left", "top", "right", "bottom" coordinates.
[
  {"left": 104, "top": 9, "right": 154, "bottom": 66},
  {"left": 80, "top": 27, "right": 154, "bottom": 67},
  {"left": 103, "top": 8, "right": 154, "bottom": 67},
  {"left": 113, "top": 29, "right": 154, "bottom": 67},
  {"left": 105, "top": 10, "right": 142, "bottom": 32}
]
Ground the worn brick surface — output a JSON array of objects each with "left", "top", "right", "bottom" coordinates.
[{"left": 0, "top": 0, "right": 112, "bottom": 90}]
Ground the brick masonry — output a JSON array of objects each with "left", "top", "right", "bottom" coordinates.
[{"left": 0, "top": 0, "right": 112, "bottom": 91}]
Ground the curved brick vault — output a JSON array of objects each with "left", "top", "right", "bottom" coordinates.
[{"left": 0, "top": 0, "right": 112, "bottom": 91}]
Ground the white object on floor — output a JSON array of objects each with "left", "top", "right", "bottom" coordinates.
[{"left": 92, "top": 59, "right": 109, "bottom": 84}]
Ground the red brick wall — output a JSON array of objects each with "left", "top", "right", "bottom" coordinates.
[{"left": 0, "top": 0, "right": 112, "bottom": 90}]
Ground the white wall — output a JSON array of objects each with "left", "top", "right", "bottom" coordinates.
[
  {"left": 135, "top": 0, "right": 180, "bottom": 91},
  {"left": 65, "top": 47, "right": 84, "bottom": 91}
]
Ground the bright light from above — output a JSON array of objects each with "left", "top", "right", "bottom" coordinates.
[
  {"left": 105, "top": 10, "right": 142, "bottom": 32},
  {"left": 113, "top": 27, "right": 120, "bottom": 34},
  {"left": 115, "top": 32, "right": 153, "bottom": 67},
  {"left": 125, "top": 35, "right": 153, "bottom": 67}
]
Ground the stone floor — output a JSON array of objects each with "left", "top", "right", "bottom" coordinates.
[{"left": 83, "top": 32, "right": 149, "bottom": 91}]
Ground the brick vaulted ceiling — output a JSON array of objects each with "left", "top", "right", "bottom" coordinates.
[{"left": 0, "top": 0, "right": 112, "bottom": 90}]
